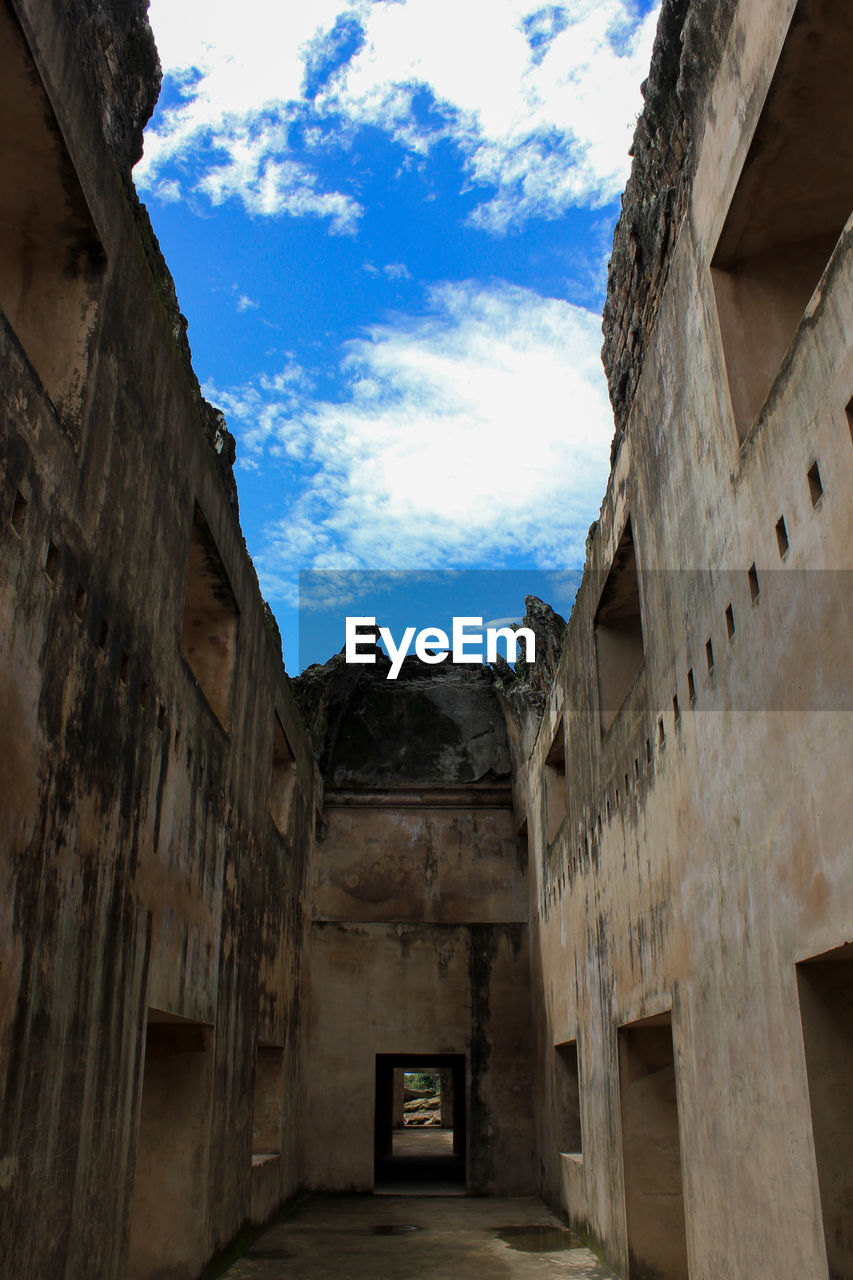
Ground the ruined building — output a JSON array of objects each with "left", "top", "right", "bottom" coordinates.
[{"left": 0, "top": 0, "right": 850, "bottom": 1277}]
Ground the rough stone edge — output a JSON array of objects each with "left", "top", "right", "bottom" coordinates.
[{"left": 602, "top": 0, "right": 738, "bottom": 453}]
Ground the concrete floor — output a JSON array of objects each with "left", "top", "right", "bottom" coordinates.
[
  {"left": 392, "top": 1128, "right": 454, "bottom": 1156},
  {"left": 220, "top": 1194, "right": 618, "bottom": 1279}
]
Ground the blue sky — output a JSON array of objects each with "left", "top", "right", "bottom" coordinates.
[{"left": 135, "top": 0, "right": 660, "bottom": 670}]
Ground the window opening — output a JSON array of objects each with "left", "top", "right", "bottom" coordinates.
[
  {"left": 0, "top": 0, "right": 106, "bottom": 424},
  {"left": 270, "top": 713, "right": 296, "bottom": 836},
  {"left": 748, "top": 563, "right": 760, "bottom": 603},
  {"left": 544, "top": 718, "right": 567, "bottom": 845},
  {"left": 710, "top": 0, "right": 853, "bottom": 439},
  {"left": 594, "top": 519, "right": 644, "bottom": 733},
  {"left": 10, "top": 490, "right": 27, "bottom": 535},
  {"left": 776, "top": 516, "right": 789, "bottom": 558},
  {"left": 180, "top": 505, "right": 239, "bottom": 731}
]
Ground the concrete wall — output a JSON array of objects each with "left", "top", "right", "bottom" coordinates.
[
  {"left": 1, "top": 0, "right": 850, "bottom": 1275},
  {"left": 0, "top": 2, "right": 315, "bottom": 1276},
  {"left": 509, "top": 1, "right": 853, "bottom": 1276},
  {"left": 299, "top": 659, "right": 536, "bottom": 1196}
]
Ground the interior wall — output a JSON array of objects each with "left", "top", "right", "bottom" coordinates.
[{"left": 304, "top": 920, "right": 534, "bottom": 1195}]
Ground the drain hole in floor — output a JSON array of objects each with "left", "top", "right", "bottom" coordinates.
[
  {"left": 371, "top": 1224, "right": 420, "bottom": 1235},
  {"left": 496, "top": 1225, "right": 584, "bottom": 1252}
]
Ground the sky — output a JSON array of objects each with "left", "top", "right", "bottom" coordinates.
[{"left": 135, "top": 0, "right": 661, "bottom": 670}]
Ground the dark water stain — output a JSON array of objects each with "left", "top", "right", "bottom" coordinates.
[{"left": 496, "top": 1224, "right": 584, "bottom": 1252}]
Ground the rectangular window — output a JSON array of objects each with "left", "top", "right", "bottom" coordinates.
[
  {"left": 776, "top": 516, "right": 789, "bottom": 558},
  {"left": 748, "top": 563, "right": 760, "bottom": 603},
  {"left": 10, "top": 490, "right": 27, "bottom": 536},
  {"left": 180, "top": 505, "right": 239, "bottom": 731},
  {"left": 711, "top": 0, "right": 853, "bottom": 440},
  {"left": 0, "top": 0, "right": 105, "bottom": 424},
  {"left": 594, "top": 519, "right": 644, "bottom": 734}
]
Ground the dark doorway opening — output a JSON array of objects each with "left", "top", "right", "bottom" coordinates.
[{"left": 374, "top": 1054, "right": 466, "bottom": 1194}]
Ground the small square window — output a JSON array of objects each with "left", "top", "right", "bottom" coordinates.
[
  {"left": 776, "top": 516, "right": 789, "bottom": 558},
  {"left": 747, "top": 563, "right": 760, "bottom": 603},
  {"left": 807, "top": 461, "right": 823, "bottom": 506},
  {"left": 11, "top": 491, "right": 27, "bottom": 535},
  {"left": 44, "top": 540, "right": 58, "bottom": 579}
]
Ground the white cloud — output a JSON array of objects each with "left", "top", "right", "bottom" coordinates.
[
  {"left": 198, "top": 134, "right": 362, "bottom": 231},
  {"left": 139, "top": 0, "right": 660, "bottom": 230},
  {"left": 325, "top": 0, "right": 660, "bottom": 227},
  {"left": 206, "top": 280, "right": 614, "bottom": 603}
]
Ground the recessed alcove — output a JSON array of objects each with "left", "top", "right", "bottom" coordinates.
[
  {"left": 797, "top": 943, "right": 853, "bottom": 1280},
  {"left": 0, "top": 0, "right": 105, "bottom": 424},
  {"left": 128, "top": 1011, "right": 214, "bottom": 1280},
  {"left": 711, "top": 0, "right": 853, "bottom": 440},
  {"left": 180, "top": 505, "right": 239, "bottom": 731},
  {"left": 594, "top": 520, "right": 644, "bottom": 734},
  {"left": 554, "top": 1040, "right": 582, "bottom": 1157},
  {"left": 544, "top": 719, "right": 567, "bottom": 844},
  {"left": 618, "top": 1012, "right": 689, "bottom": 1280},
  {"left": 270, "top": 713, "right": 296, "bottom": 835}
]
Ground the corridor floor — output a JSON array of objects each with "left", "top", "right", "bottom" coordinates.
[{"left": 219, "top": 1194, "right": 618, "bottom": 1279}]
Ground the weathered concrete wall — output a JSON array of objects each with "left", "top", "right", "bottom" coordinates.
[
  {"left": 304, "top": 920, "right": 533, "bottom": 1193},
  {"left": 2, "top": 0, "right": 850, "bottom": 1274},
  {"left": 0, "top": 2, "right": 315, "bottom": 1276},
  {"left": 512, "top": 1, "right": 853, "bottom": 1276},
  {"left": 299, "top": 658, "right": 536, "bottom": 1195}
]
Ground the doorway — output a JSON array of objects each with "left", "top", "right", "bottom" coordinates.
[
  {"left": 618, "top": 1012, "right": 689, "bottom": 1279},
  {"left": 797, "top": 943, "right": 853, "bottom": 1279},
  {"left": 374, "top": 1054, "right": 466, "bottom": 1193},
  {"left": 127, "top": 1010, "right": 214, "bottom": 1279}
]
